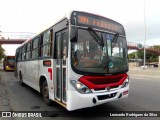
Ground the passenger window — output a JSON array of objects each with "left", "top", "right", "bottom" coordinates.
[
  {"left": 26, "top": 42, "right": 31, "bottom": 60},
  {"left": 18, "top": 48, "right": 22, "bottom": 61},
  {"left": 22, "top": 45, "right": 26, "bottom": 60},
  {"left": 62, "top": 32, "right": 68, "bottom": 65},
  {"left": 32, "top": 38, "right": 39, "bottom": 59},
  {"left": 40, "top": 30, "right": 53, "bottom": 57}
]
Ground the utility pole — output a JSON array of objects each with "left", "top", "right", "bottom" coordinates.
[
  {"left": 143, "top": 0, "right": 146, "bottom": 70},
  {"left": 0, "top": 26, "right": 2, "bottom": 38},
  {"left": 0, "top": 26, "right": 1, "bottom": 36}
]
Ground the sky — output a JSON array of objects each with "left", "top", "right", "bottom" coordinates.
[{"left": 0, "top": 0, "right": 160, "bottom": 55}]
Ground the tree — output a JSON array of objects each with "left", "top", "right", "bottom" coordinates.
[
  {"left": 152, "top": 45, "right": 160, "bottom": 49},
  {"left": 0, "top": 45, "right": 5, "bottom": 60},
  {"left": 128, "top": 45, "right": 160, "bottom": 62}
]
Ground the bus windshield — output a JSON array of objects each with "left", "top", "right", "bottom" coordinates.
[
  {"left": 71, "top": 28, "right": 128, "bottom": 74},
  {"left": 7, "top": 57, "right": 15, "bottom": 63}
]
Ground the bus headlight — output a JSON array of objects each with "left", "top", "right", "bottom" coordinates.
[
  {"left": 71, "top": 80, "right": 92, "bottom": 94},
  {"left": 121, "top": 78, "right": 129, "bottom": 88}
]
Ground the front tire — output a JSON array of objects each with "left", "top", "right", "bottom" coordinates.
[{"left": 42, "top": 81, "right": 52, "bottom": 106}]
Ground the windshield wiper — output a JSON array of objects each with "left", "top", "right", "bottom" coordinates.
[{"left": 88, "top": 27, "right": 104, "bottom": 47}]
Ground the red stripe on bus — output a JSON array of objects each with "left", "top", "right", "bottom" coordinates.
[
  {"left": 48, "top": 68, "right": 52, "bottom": 80},
  {"left": 79, "top": 74, "right": 128, "bottom": 89}
]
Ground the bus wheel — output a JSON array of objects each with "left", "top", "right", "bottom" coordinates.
[
  {"left": 42, "top": 81, "right": 52, "bottom": 106},
  {"left": 19, "top": 72, "right": 24, "bottom": 86}
]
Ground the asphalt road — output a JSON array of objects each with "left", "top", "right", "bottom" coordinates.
[{"left": 0, "top": 70, "right": 160, "bottom": 120}]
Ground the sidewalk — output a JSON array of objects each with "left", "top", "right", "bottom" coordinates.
[
  {"left": 0, "top": 72, "right": 12, "bottom": 120},
  {"left": 128, "top": 67, "right": 160, "bottom": 78}
]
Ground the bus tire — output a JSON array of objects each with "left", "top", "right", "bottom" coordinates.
[
  {"left": 19, "top": 72, "right": 24, "bottom": 86},
  {"left": 42, "top": 80, "right": 52, "bottom": 106}
]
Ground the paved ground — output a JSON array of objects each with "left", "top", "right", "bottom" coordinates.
[
  {"left": 128, "top": 67, "right": 160, "bottom": 78},
  {"left": 0, "top": 67, "right": 160, "bottom": 120},
  {"left": 0, "top": 72, "right": 12, "bottom": 120}
]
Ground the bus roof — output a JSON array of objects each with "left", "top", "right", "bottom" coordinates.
[{"left": 17, "top": 10, "right": 125, "bottom": 49}]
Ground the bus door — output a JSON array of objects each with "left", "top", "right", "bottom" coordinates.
[{"left": 55, "top": 29, "right": 68, "bottom": 104}]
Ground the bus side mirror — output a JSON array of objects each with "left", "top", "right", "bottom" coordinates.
[{"left": 70, "top": 27, "right": 78, "bottom": 42}]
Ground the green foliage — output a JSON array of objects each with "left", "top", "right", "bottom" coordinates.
[
  {"left": 152, "top": 45, "right": 160, "bottom": 49},
  {"left": 129, "top": 51, "right": 158, "bottom": 62},
  {"left": 128, "top": 45, "right": 160, "bottom": 62},
  {"left": 0, "top": 45, "right": 5, "bottom": 60},
  {"left": 128, "top": 52, "right": 136, "bottom": 59}
]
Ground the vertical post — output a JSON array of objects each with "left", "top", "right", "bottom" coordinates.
[
  {"left": 0, "top": 26, "right": 1, "bottom": 36},
  {"left": 135, "top": 51, "right": 138, "bottom": 67},
  {"left": 159, "top": 56, "right": 160, "bottom": 67},
  {"left": 143, "top": 0, "right": 146, "bottom": 70}
]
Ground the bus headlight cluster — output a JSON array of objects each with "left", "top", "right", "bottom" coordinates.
[
  {"left": 121, "top": 78, "right": 129, "bottom": 88},
  {"left": 71, "top": 80, "right": 92, "bottom": 94}
]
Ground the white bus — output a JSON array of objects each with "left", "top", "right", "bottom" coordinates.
[{"left": 15, "top": 11, "right": 129, "bottom": 111}]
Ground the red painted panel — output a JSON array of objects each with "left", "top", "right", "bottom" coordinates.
[
  {"left": 48, "top": 68, "right": 52, "bottom": 80},
  {"left": 79, "top": 74, "right": 128, "bottom": 89}
]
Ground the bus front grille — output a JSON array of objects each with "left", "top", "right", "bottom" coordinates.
[{"left": 97, "top": 93, "right": 117, "bottom": 100}]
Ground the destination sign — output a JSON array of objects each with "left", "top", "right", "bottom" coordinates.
[{"left": 71, "top": 11, "right": 125, "bottom": 35}]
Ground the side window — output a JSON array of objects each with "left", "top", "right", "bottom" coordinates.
[
  {"left": 18, "top": 48, "right": 22, "bottom": 61},
  {"left": 26, "top": 42, "right": 31, "bottom": 60},
  {"left": 16, "top": 49, "right": 19, "bottom": 62},
  {"left": 43, "top": 31, "right": 50, "bottom": 44},
  {"left": 16, "top": 49, "right": 20, "bottom": 62},
  {"left": 40, "top": 30, "right": 53, "bottom": 58},
  {"left": 56, "top": 34, "right": 61, "bottom": 59},
  {"left": 22, "top": 45, "right": 26, "bottom": 60},
  {"left": 32, "top": 37, "right": 39, "bottom": 59},
  {"left": 62, "top": 32, "right": 68, "bottom": 65}
]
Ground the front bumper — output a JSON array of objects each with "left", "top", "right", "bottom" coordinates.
[
  {"left": 67, "top": 86, "right": 129, "bottom": 111},
  {"left": 5, "top": 66, "right": 14, "bottom": 71}
]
